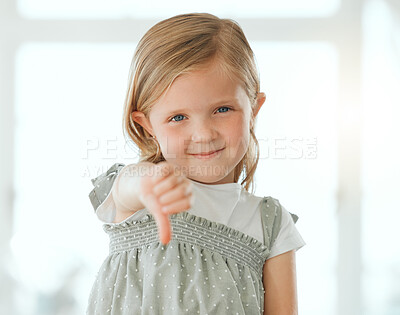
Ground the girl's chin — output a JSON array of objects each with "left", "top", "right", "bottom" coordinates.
[{"left": 183, "top": 167, "right": 230, "bottom": 181}]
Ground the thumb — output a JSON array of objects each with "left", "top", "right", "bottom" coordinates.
[
  {"left": 154, "top": 211, "right": 172, "bottom": 245},
  {"left": 142, "top": 193, "right": 172, "bottom": 245}
]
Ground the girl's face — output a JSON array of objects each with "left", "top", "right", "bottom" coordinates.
[{"left": 133, "top": 61, "right": 265, "bottom": 185}]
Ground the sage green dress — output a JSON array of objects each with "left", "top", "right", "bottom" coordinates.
[{"left": 86, "top": 163, "right": 300, "bottom": 315}]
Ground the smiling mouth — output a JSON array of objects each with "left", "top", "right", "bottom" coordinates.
[{"left": 190, "top": 148, "right": 224, "bottom": 159}]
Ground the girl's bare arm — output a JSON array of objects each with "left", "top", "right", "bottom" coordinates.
[
  {"left": 263, "top": 250, "right": 298, "bottom": 315},
  {"left": 112, "top": 162, "right": 154, "bottom": 223}
]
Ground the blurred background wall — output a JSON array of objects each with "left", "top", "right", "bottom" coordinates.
[{"left": 0, "top": 0, "right": 399, "bottom": 314}]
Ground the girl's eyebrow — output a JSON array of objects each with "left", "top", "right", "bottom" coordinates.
[{"left": 165, "top": 98, "right": 238, "bottom": 114}]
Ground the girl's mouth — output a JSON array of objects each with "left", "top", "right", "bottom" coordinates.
[{"left": 190, "top": 148, "right": 224, "bottom": 160}]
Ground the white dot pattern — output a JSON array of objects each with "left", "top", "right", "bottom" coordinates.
[{"left": 86, "top": 197, "right": 284, "bottom": 314}]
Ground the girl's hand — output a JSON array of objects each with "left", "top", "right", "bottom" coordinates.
[{"left": 138, "top": 161, "right": 194, "bottom": 245}]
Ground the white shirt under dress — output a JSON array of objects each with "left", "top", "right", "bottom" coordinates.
[{"left": 91, "top": 164, "right": 306, "bottom": 261}]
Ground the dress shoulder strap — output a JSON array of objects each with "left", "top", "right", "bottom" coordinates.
[{"left": 259, "top": 196, "right": 299, "bottom": 251}]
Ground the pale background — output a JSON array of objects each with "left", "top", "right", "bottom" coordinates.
[{"left": 0, "top": 0, "right": 399, "bottom": 314}]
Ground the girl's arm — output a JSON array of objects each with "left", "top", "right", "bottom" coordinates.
[
  {"left": 112, "top": 162, "right": 154, "bottom": 223},
  {"left": 263, "top": 250, "right": 298, "bottom": 315}
]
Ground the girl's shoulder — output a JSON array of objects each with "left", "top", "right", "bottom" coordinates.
[
  {"left": 89, "top": 162, "right": 126, "bottom": 212},
  {"left": 258, "top": 196, "right": 299, "bottom": 251}
]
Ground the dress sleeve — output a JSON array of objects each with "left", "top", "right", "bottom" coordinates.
[
  {"left": 267, "top": 205, "right": 306, "bottom": 260},
  {"left": 88, "top": 162, "right": 126, "bottom": 222}
]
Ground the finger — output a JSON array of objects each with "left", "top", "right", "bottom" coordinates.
[
  {"left": 158, "top": 181, "right": 192, "bottom": 204},
  {"left": 151, "top": 162, "right": 172, "bottom": 185},
  {"left": 153, "top": 175, "right": 185, "bottom": 197},
  {"left": 161, "top": 193, "right": 195, "bottom": 215}
]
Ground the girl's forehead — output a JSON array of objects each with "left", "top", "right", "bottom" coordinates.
[
  {"left": 161, "top": 84, "right": 243, "bottom": 105},
  {"left": 162, "top": 70, "right": 243, "bottom": 101}
]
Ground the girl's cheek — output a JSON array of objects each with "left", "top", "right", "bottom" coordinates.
[
  {"left": 165, "top": 127, "right": 182, "bottom": 146},
  {"left": 228, "top": 117, "right": 250, "bottom": 148},
  {"left": 159, "top": 127, "right": 183, "bottom": 157},
  {"left": 227, "top": 115, "right": 247, "bottom": 132}
]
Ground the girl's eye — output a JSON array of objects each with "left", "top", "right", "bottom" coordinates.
[
  {"left": 216, "top": 106, "right": 231, "bottom": 113},
  {"left": 170, "top": 114, "right": 186, "bottom": 122},
  {"left": 169, "top": 106, "right": 232, "bottom": 123}
]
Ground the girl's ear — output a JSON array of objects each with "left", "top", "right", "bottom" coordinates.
[
  {"left": 131, "top": 111, "right": 154, "bottom": 136},
  {"left": 253, "top": 92, "right": 266, "bottom": 117},
  {"left": 250, "top": 92, "right": 266, "bottom": 129}
]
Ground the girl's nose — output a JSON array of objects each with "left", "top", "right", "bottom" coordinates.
[{"left": 190, "top": 120, "right": 218, "bottom": 143}]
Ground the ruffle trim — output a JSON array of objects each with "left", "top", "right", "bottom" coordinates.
[{"left": 103, "top": 208, "right": 270, "bottom": 258}]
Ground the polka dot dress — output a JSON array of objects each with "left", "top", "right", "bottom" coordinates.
[{"left": 86, "top": 197, "right": 286, "bottom": 314}]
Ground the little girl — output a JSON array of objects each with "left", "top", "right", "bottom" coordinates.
[{"left": 87, "top": 13, "right": 305, "bottom": 315}]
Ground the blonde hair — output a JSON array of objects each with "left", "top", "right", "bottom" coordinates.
[{"left": 123, "top": 13, "right": 261, "bottom": 193}]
